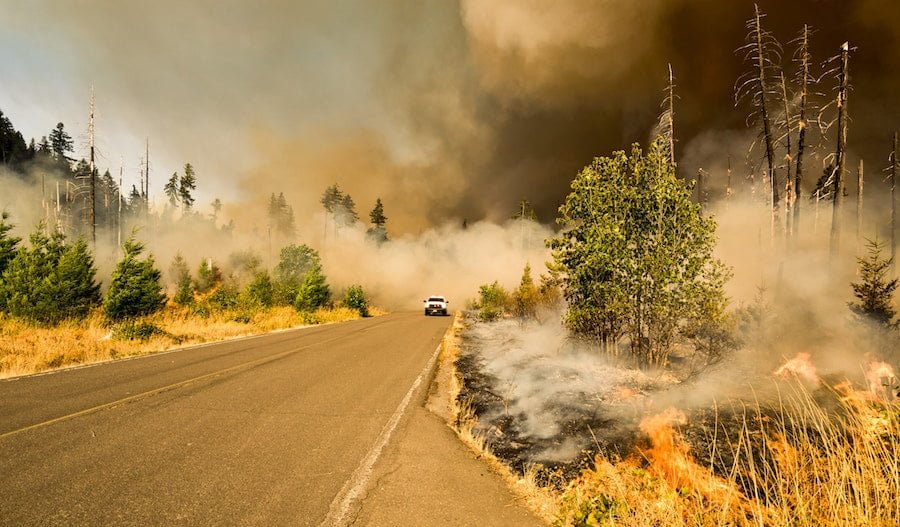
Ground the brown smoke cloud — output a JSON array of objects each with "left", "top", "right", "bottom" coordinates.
[{"left": 3, "top": 0, "right": 899, "bottom": 234}]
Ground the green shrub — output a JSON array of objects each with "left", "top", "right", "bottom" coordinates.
[
  {"left": 208, "top": 281, "right": 240, "bottom": 310},
  {"left": 1, "top": 228, "right": 101, "bottom": 324},
  {"left": 274, "top": 244, "right": 321, "bottom": 305},
  {"left": 113, "top": 320, "right": 165, "bottom": 341},
  {"left": 104, "top": 238, "right": 167, "bottom": 321},
  {"left": 477, "top": 305, "right": 502, "bottom": 322},
  {"left": 474, "top": 281, "right": 508, "bottom": 322},
  {"left": 294, "top": 265, "right": 330, "bottom": 312},
  {"left": 194, "top": 258, "right": 221, "bottom": 294},
  {"left": 244, "top": 271, "right": 275, "bottom": 307},
  {"left": 343, "top": 284, "right": 369, "bottom": 317}
]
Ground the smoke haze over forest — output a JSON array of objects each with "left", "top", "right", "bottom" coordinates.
[{"left": 1, "top": 0, "right": 899, "bottom": 233}]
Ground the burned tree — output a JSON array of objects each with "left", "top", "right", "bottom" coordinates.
[
  {"left": 655, "top": 63, "right": 677, "bottom": 167},
  {"left": 892, "top": 133, "right": 898, "bottom": 266},
  {"left": 829, "top": 42, "right": 851, "bottom": 256},
  {"left": 737, "top": 5, "right": 782, "bottom": 221},
  {"left": 791, "top": 25, "right": 814, "bottom": 233}
]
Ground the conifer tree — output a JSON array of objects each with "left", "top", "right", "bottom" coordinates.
[
  {"left": 1, "top": 227, "right": 100, "bottom": 324},
  {"left": 194, "top": 257, "right": 221, "bottom": 294},
  {"left": 105, "top": 238, "right": 166, "bottom": 320},
  {"left": 367, "top": 198, "right": 388, "bottom": 243},
  {"left": 511, "top": 263, "right": 538, "bottom": 319},
  {"left": 48, "top": 122, "right": 73, "bottom": 161},
  {"left": 164, "top": 172, "right": 180, "bottom": 207},
  {"left": 849, "top": 239, "right": 898, "bottom": 326},
  {"left": 169, "top": 253, "right": 194, "bottom": 305},
  {"left": 179, "top": 163, "right": 197, "bottom": 212},
  {"left": 0, "top": 211, "right": 21, "bottom": 310}
]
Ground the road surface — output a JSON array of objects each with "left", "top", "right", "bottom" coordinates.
[{"left": 0, "top": 312, "right": 456, "bottom": 526}]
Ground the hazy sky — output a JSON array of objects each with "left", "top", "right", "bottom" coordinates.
[{"left": 2, "top": 0, "right": 898, "bottom": 232}]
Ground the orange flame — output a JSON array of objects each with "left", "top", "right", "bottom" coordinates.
[
  {"left": 773, "top": 352, "right": 819, "bottom": 384},
  {"left": 639, "top": 408, "right": 731, "bottom": 496}
]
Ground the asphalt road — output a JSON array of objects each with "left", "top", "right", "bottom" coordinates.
[{"left": 0, "top": 312, "right": 453, "bottom": 526}]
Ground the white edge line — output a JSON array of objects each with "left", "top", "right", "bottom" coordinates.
[{"left": 319, "top": 341, "right": 442, "bottom": 527}]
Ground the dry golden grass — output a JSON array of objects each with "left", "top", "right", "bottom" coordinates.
[
  {"left": 554, "top": 384, "right": 900, "bottom": 527},
  {"left": 0, "top": 305, "right": 373, "bottom": 379}
]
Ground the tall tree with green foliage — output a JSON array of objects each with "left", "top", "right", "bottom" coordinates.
[
  {"left": 105, "top": 238, "right": 166, "bottom": 320},
  {"left": 268, "top": 192, "right": 296, "bottom": 238},
  {"left": 849, "top": 239, "right": 898, "bottom": 326},
  {"left": 179, "top": 163, "right": 197, "bottom": 212},
  {"left": 164, "top": 172, "right": 180, "bottom": 208},
  {"left": 367, "top": 198, "right": 388, "bottom": 243},
  {"left": 335, "top": 194, "right": 358, "bottom": 227},
  {"left": 48, "top": 122, "right": 74, "bottom": 161},
  {"left": 1, "top": 228, "right": 100, "bottom": 324},
  {"left": 549, "top": 137, "right": 729, "bottom": 365}
]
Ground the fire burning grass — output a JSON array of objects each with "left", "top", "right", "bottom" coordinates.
[
  {"left": 452, "top": 316, "right": 899, "bottom": 526},
  {"left": 0, "top": 305, "right": 380, "bottom": 378}
]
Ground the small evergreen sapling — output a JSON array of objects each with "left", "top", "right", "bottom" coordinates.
[
  {"left": 105, "top": 238, "right": 166, "bottom": 320},
  {"left": 343, "top": 285, "right": 369, "bottom": 317},
  {"left": 849, "top": 238, "right": 898, "bottom": 326}
]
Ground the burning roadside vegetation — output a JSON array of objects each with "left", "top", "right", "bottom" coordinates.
[{"left": 454, "top": 307, "right": 900, "bottom": 526}]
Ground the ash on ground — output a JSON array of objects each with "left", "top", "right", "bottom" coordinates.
[{"left": 455, "top": 313, "right": 681, "bottom": 481}]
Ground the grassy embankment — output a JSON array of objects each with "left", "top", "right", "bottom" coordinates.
[
  {"left": 444, "top": 315, "right": 900, "bottom": 527},
  {"left": 0, "top": 305, "right": 384, "bottom": 379}
]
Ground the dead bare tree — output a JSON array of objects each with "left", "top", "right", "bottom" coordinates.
[
  {"left": 892, "top": 133, "right": 898, "bottom": 266},
  {"left": 856, "top": 159, "right": 864, "bottom": 253},
  {"left": 829, "top": 42, "right": 851, "bottom": 256},
  {"left": 791, "top": 25, "right": 814, "bottom": 235},
  {"left": 655, "top": 63, "right": 677, "bottom": 167},
  {"left": 736, "top": 5, "right": 782, "bottom": 229},
  {"left": 88, "top": 85, "right": 96, "bottom": 246}
]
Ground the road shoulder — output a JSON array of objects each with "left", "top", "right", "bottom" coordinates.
[{"left": 349, "top": 318, "right": 545, "bottom": 527}]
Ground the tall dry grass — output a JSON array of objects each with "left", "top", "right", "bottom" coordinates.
[
  {"left": 554, "top": 382, "right": 899, "bottom": 526},
  {"left": 0, "top": 305, "right": 369, "bottom": 378}
]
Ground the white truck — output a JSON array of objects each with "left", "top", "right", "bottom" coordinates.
[{"left": 423, "top": 295, "right": 449, "bottom": 316}]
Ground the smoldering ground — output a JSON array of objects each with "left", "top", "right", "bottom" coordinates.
[{"left": 456, "top": 194, "right": 900, "bottom": 480}]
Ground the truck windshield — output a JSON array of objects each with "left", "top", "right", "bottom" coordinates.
[{"left": 427, "top": 297, "right": 445, "bottom": 302}]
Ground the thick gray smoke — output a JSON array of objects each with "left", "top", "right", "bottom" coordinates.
[{"left": 3, "top": 1, "right": 898, "bottom": 233}]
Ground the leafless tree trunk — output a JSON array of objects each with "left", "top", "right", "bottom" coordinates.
[
  {"left": 856, "top": 159, "right": 863, "bottom": 253},
  {"left": 88, "top": 85, "right": 96, "bottom": 246},
  {"left": 830, "top": 42, "right": 850, "bottom": 256},
  {"left": 892, "top": 132, "right": 898, "bottom": 266},
  {"left": 793, "top": 25, "right": 811, "bottom": 236}
]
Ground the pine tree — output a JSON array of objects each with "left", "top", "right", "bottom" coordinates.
[
  {"left": 211, "top": 198, "right": 222, "bottom": 221},
  {"left": 511, "top": 263, "right": 538, "bottom": 319},
  {"left": 336, "top": 194, "right": 358, "bottom": 227},
  {"left": 164, "top": 172, "right": 180, "bottom": 207},
  {"left": 169, "top": 253, "right": 194, "bottom": 305},
  {"left": 367, "top": 198, "right": 388, "bottom": 243},
  {"left": 104, "top": 237, "right": 166, "bottom": 320},
  {"left": 244, "top": 271, "right": 275, "bottom": 307},
  {"left": 179, "top": 163, "right": 196, "bottom": 212},
  {"left": 320, "top": 184, "right": 344, "bottom": 213},
  {"left": 0, "top": 211, "right": 22, "bottom": 310},
  {"left": 849, "top": 239, "right": 898, "bottom": 326},
  {"left": 194, "top": 257, "right": 221, "bottom": 294},
  {"left": 48, "top": 122, "right": 74, "bottom": 161},
  {"left": 2, "top": 227, "right": 100, "bottom": 324}
]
